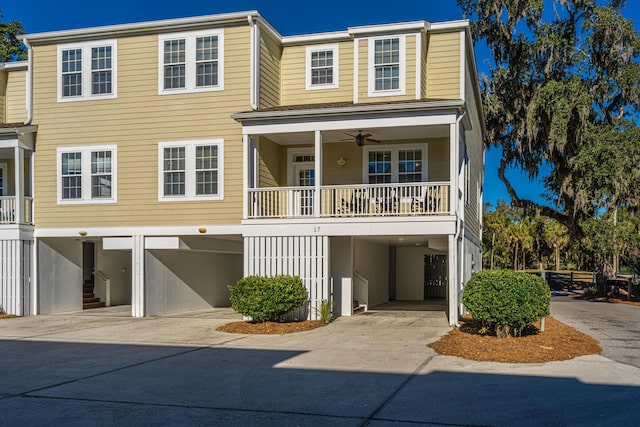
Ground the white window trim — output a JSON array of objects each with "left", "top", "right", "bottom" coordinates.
[
  {"left": 305, "top": 44, "right": 339, "bottom": 90},
  {"left": 287, "top": 147, "right": 315, "bottom": 186},
  {"left": 57, "top": 40, "right": 118, "bottom": 102},
  {"left": 367, "top": 35, "right": 406, "bottom": 97},
  {"left": 158, "top": 139, "right": 224, "bottom": 201},
  {"left": 362, "top": 143, "right": 428, "bottom": 183},
  {"left": 56, "top": 145, "right": 118, "bottom": 204},
  {"left": 158, "top": 29, "right": 224, "bottom": 95}
]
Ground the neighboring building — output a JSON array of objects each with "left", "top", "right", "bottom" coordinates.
[{"left": 0, "top": 11, "right": 484, "bottom": 325}]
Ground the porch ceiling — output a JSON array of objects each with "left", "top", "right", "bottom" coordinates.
[
  {"left": 356, "top": 235, "right": 448, "bottom": 251},
  {"left": 262, "top": 124, "right": 450, "bottom": 145}
]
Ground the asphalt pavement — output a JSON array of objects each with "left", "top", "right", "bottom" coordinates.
[{"left": 0, "top": 303, "right": 638, "bottom": 426}]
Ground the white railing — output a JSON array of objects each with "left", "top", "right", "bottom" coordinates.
[
  {"left": 0, "top": 196, "right": 34, "bottom": 225},
  {"left": 246, "top": 182, "right": 450, "bottom": 219},
  {"left": 0, "top": 196, "right": 16, "bottom": 223},
  {"left": 248, "top": 186, "right": 315, "bottom": 218},
  {"left": 93, "top": 270, "right": 111, "bottom": 307},
  {"left": 321, "top": 182, "right": 450, "bottom": 217}
]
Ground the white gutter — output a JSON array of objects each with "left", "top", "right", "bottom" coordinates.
[
  {"left": 22, "top": 11, "right": 261, "bottom": 44},
  {"left": 232, "top": 99, "right": 465, "bottom": 121},
  {"left": 23, "top": 38, "right": 33, "bottom": 125},
  {"left": 452, "top": 109, "right": 466, "bottom": 327}
]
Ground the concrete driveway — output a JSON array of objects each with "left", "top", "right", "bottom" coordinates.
[{"left": 0, "top": 306, "right": 639, "bottom": 426}]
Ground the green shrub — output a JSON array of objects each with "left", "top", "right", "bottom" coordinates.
[
  {"left": 228, "top": 275, "right": 308, "bottom": 322},
  {"left": 462, "top": 270, "right": 550, "bottom": 338},
  {"left": 583, "top": 286, "right": 598, "bottom": 297}
]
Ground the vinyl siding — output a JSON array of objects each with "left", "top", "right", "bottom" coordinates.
[
  {"left": 425, "top": 31, "right": 461, "bottom": 99},
  {"left": 463, "top": 60, "right": 483, "bottom": 240},
  {"left": 258, "top": 136, "right": 284, "bottom": 187},
  {"left": 421, "top": 32, "right": 428, "bottom": 99},
  {"left": 5, "top": 69, "right": 27, "bottom": 123},
  {"left": 280, "top": 41, "right": 353, "bottom": 105},
  {"left": 357, "top": 35, "right": 417, "bottom": 103},
  {"left": 259, "top": 29, "right": 281, "bottom": 109},
  {"left": 32, "top": 25, "right": 252, "bottom": 228},
  {"left": 0, "top": 71, "right": 6, "bottom": 122}
]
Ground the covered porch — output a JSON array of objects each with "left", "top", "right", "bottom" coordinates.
[
  {"left": 233, "top": 100, "right": 468, "bottom": 222},
  {"left": 0, "top": 124, "right": 36, "bottom": 226}
]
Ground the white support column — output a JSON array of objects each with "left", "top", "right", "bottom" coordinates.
[
  {"left": 243, "top": 134, "right": 250, "bottom": 220},
  {"left": 131, "top": 235, "right": 145, "bottom": 318},
  {"left": 448, "top": 234, "right": 458, "bottom": 325},
  {"left": 314, "top": 130, "right": 323, "bottom": 217},
  {"left": 14, "top": 147, "right": 24, "bottom": 224},
  {"left": 29, "top": 150, "right": 35, "bottom": 224},
  {"left": 449, "top": 123, "right": 458, "bottom": 216}
]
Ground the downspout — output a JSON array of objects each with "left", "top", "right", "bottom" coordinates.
[
  {"left": 453, "top": 109, "right": 466, "bottom": 326},
  {"left": 23, "top": 38, "right": 34, "bottom": 125},
  {"left": 247, "top": 15, "right": 259, "bottom": 110}
]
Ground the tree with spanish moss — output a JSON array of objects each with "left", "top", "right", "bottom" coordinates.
[{"left": 458, "top": 0, "right": 640, "bottom": 282}]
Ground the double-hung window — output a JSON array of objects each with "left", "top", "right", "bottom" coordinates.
[
  {"left": 368, "top": 36, "right": 405, "bottom": 97},
  {"left": 158, "top": 140, "right": 224, "bottom": 201},
  {"left": 58, "top": 40, "right": 117, "bottom": 102},
  {"left": 306, "top": 44, "right": 339, "bottom": 90},
  {"left": 57, "top": 145, "right": 117, "bottom": 204},
  {"left": 158, "top": 30, "right": 224, "bottom": 94},
  {"left": 364, "top": 144, "right": 427, "bottom": 184}
]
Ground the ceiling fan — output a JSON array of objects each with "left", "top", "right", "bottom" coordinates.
[{"left": 343, "top": 130, "right": 381, "bottom": 147}]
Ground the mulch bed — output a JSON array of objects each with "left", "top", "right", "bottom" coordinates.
[
  {"left": 428, "top": 316, "right": 602, "bottom": 363},
  {"left": 0, "top": 314, "right": 18, "bottom": 319},
  {"left": 216, "top": 320, "right": 327, "bottom": 334}
]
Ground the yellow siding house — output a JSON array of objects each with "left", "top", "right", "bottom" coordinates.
[{"left": 0, "top": 11, "right": 484, "bottom": 325}]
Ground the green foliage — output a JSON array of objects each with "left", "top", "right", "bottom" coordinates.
[
  {"left": 462, "top": 270, "right": 550, "bottom": 338},
  {"left": 228, "top": 275, "right": 308, "bottom": 323},
  {"left": 457, "top": 0, "right": 640, "bottom": 248},
  {"left": 317, "top": 299, "right": 333, "bottom": 323},
  {"left": 0, "top": 10, "right": 26, "bottom": 62}
]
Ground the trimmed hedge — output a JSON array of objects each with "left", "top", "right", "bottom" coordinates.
[
  {"left": 228, "top": 275, "right": 308, "bottom": 322},
  {"left": 462, "top": 270, "right": 550, "bottom": 338}
]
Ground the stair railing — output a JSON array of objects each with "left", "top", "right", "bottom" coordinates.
[{"left": 93, "top": 270, "right": 111, "bottom": 307}]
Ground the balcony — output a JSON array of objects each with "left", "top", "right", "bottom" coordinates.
[
  {"left": 0, "top": 196, "right": 33, "bottom": 225},
  {"left": 248, "top": 182, "right": 450, "bottom": 219}
]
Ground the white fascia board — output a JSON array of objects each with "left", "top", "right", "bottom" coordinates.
[
  {"left": 34, "top": 224, "right": 245, "bottom": 238},
  {"left": 0, "top": 225, "right": 34, "bottom": 240},
  {"left": 241, "top": 217, "right": 456, "bottom": 237},
  {"left": 428, "top": 20, "right": 470, "bottom": 32},
  {"left": 464, "top": 28, "right": 487, "bottom": 135},
  {"left": 241, "top": 113, "right": 459, "bottom": 135},
  {"left": 22, "top": 11, "right": 260, "bottom": 44},
  {"left": 348, "top": 21, "right": 429, "bottom": 36},
  {"left": 256, "top": 16, "right": 283, "bottom": 43},
  {"left": 282, "top": 31, "right": 350, "bottom": 45}
]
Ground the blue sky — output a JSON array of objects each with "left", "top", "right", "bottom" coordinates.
[{"left": 2, "top": 0, "right": 638, "bottom": 208}]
